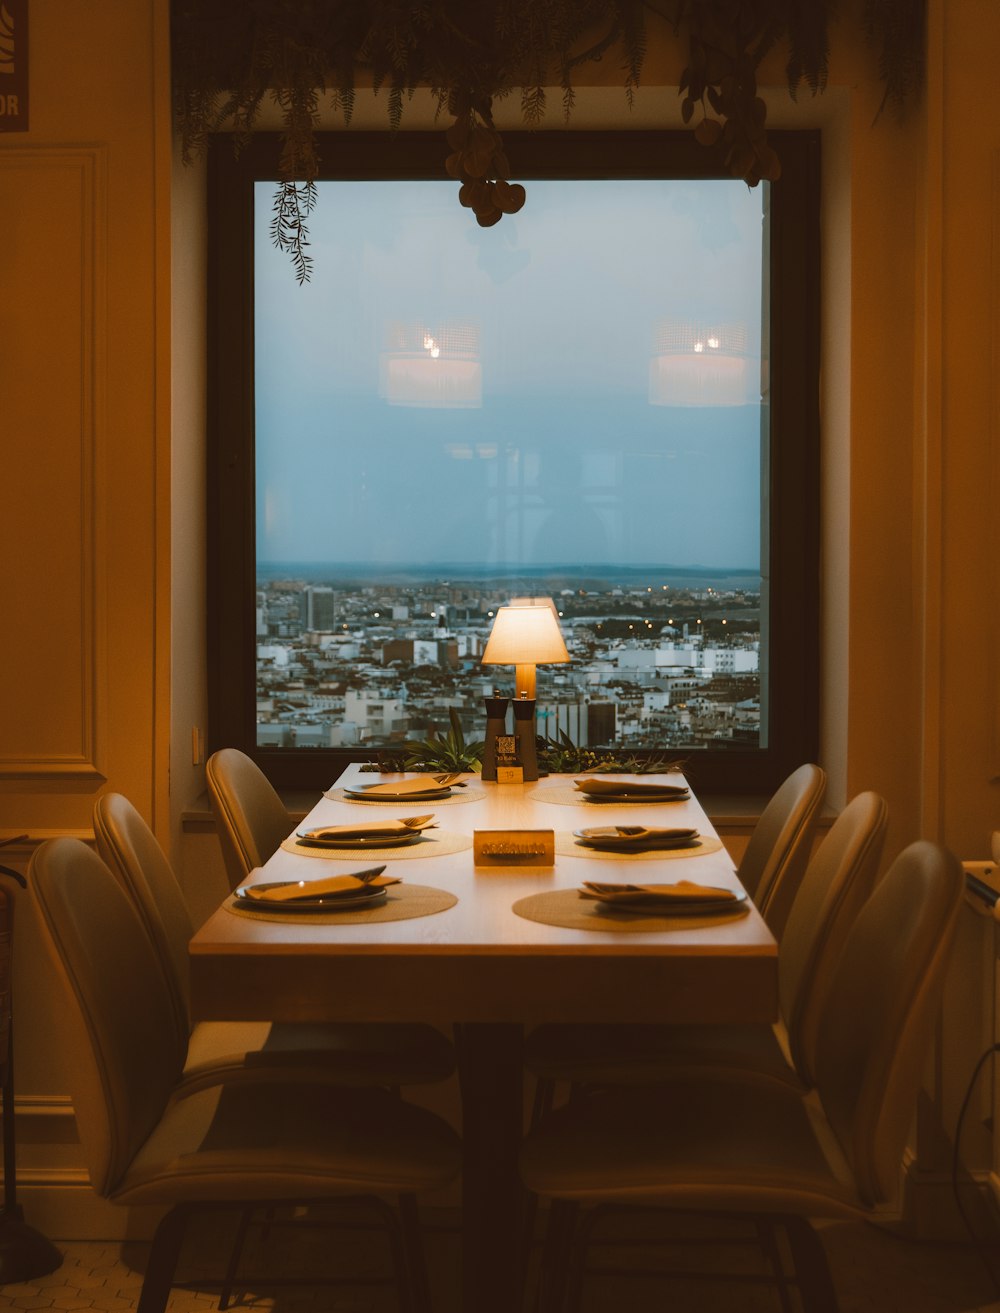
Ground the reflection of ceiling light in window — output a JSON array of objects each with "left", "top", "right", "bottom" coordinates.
[
  {"left": 381, "top": 321, "right": 481, "bottom": 408},
  {"left": 649, "top": 319, "right": 754, "bottom": 407}
]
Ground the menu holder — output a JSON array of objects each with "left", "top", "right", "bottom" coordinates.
[{"left": 474, "top": 829, "right": 555, "bottom": 868}]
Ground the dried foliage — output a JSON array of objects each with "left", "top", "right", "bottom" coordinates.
[{"left": 172, "top": 0, "right": 925, "bottom": 278}]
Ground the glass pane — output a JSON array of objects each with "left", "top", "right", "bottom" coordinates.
[{"left": 254, "top": 178, "right": 765, "bottom": 754}]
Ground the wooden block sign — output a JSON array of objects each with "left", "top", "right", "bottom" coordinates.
[
  {"left": 0, "top": 0, "right": 28, "bottom": 132},
  {"left": 474, "top": 829, "right": 555, "bottom": 868}
]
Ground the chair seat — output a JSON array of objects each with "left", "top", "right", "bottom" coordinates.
[
  {"left": 520, "top": 1079, "right": 860, "bottom": 1218},
  {"left": 183, "top": 1020, "right": 455, "bottom": 1092},
  {"left": 117, "top": 1081, "right": 461, "bottom": 1208},
  {"left": 523, "top": 1021, "right": 801, "bottom": 1090}
]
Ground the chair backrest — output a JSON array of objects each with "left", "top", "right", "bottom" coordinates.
[
  {"left": 206, "top": 748, "right": 292, "bottom": 889},
  {"left": 30, "top": 838, "right": 186, "bottom": 1196},
  {"left": 93, "top": 792, "right": 193, "bottom": 1047},
  {"left": 779, "top": 790, "right": 888, "bottom": 1085},
  {"left": 738, "top": 763, "right": 827, "bottom": 936},
  {"left": 814, "top": 840, "right": 963, "bottom": 1206}
]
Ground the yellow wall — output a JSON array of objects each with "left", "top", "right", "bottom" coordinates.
[{"left": 1, "top": 0, "right": 999, "bottom": 1236}]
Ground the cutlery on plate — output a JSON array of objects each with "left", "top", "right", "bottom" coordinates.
[{"left": 353, "top": 865, "right": 389, "bottom": 884}]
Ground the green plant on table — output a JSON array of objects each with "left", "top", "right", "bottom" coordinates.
[
  {"left": 537, "top": 729, "right": 685, "bottom": 777},
  {"left": 403, "top": 708, "right": 485, "bottom": 773}
]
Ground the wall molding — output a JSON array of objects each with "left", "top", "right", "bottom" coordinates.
[
  {"left": 991, "top": 150, "right": 1000, "bottom": 781},
  {"left": 0, "top": 144, "right": 107, "bottom": 781}
]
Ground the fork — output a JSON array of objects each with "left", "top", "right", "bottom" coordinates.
[{"left": 353, "top": 865, "right": 388, "bottom": 884}]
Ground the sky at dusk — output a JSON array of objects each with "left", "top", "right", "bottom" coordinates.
[{"left": 254, "top": 177, "right": 765, "bottom": 572}]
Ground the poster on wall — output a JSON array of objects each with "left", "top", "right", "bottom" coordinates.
[{"left": 0, "top": 0, "right": 28, "bottom": 133}]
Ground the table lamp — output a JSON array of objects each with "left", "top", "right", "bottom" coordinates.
[{"left": 481, "top": 602, "right": 570, "bottom": 700}]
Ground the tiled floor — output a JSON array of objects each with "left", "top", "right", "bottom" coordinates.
[{"left": 1, "top": 1206, "right": 1000, "bottom": 1311}]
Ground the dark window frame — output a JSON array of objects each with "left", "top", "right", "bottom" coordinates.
[{"left": 207, "top": 129, "right": 820, "bottom": 795}]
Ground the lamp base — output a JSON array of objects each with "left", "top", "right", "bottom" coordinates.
[{"left": 0, "top": 1209, "right": 62, "bottom": 1284}]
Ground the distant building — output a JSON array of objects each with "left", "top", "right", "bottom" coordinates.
[{"left": 302, "top": 585, "right": 336, "bottom": 631}]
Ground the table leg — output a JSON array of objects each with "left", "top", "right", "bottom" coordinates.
[{"left": 455, "top": 1022, "right": 524, "bottom": 1313}]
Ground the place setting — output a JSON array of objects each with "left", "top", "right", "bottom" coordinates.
[
  {"left": 529, "top": 776, "right": 692, "bottom": 807},
  {"left": 324, "top": 772, "right": 487, "bottom": 806},
  {"left": 280, "top": 814, "right": 474, "bottom": 860},
  {"left": 228, "top": 865, "right": 459, "bottom": 925},
  {"left": 513, "top": 876, "right": 748, "bottom": 933},
  {"left": 553, "top": 823, "right": 724, "bottom": 861}
]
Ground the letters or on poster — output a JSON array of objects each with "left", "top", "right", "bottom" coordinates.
[{"left": 0, "top": 0, "right": 28, "bottom": 132}]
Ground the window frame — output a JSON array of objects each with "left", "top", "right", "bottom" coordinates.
[{"left": 207, "top": 129, "right": 820, "bottom": 795}]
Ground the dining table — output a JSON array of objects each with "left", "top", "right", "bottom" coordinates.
[{"left": 189, "top": 764, "right": 778, "bottom": 1313}]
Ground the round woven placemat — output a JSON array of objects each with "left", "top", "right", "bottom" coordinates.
[
  {"left": 324, "top": 786, "right": 487, "bottom": 806},
  {"left": 528, "top": 784, "right": 691, "bottom": 808},
  {"left": 225, "top": 883, "right": 458, "bottom": 926},
  {"left": 553, "top": 833, "right": 725, "bottom": 862},
  {"left": 280, "top": 832, "right": 473, "bottom": 861},
  {"left": 512, "top": 887, "right": 748, "bottom": 933}
]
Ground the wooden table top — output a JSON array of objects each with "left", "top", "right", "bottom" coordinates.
[{"left": 189, "top": 766, "right": 778, "bottom": 1026}]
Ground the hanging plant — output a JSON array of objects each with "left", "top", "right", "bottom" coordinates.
[{"left": 172, "top": 0, "right": 925, "bottom": 281}]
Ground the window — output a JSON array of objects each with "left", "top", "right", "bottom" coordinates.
[{"left": 208, "top": 131, "right": 819, "bottom": 793}]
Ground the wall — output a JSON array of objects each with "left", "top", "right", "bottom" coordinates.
[
  {"left": 1, "top": 0, "right": 999, "bottom": 1240},
  {"left": 0, "top": 0, "right": 172, "bottom": 1233}
]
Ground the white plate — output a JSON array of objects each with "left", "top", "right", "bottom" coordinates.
[
  {"left": 295, "top": 831, "right": 420, "bottom": 849},
  {"left": 233, "top": 882, "right": 389, "bottom": 913},
  {"left": 344, "top": 786, "right": 452, "bottom": 802},
  {"left": 583, "top": 888, "right": 748, "bottom": 915},
  {"left": 580, "top": 791, "right": 690, "bottom": 804},
  {"left": 573, "top": 827, "right": 700, "bottom": 853}
]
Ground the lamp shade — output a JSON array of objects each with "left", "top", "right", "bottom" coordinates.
[
  {"left": 482, "top": 605, "right": 570, "bottom": 667},
  {"left": 482, "top": 603, "right": 569, "bottom": 699},
  {"left": 379, "top": 320, "right": 482, "bottom": 409},
  {"left": 648, "top": 320, "right": 753, "bottom": 407}
]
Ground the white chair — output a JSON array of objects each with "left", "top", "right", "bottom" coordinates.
[
  {"left": 520, "top": 840, "right": 963, "bottom": 1312},
  {"left": 524, "top": 764, "right": 832, "bottom": 1126},
  {"left": 523, "top": 790, "right": 887, "bottom": 1099},
  {"left": 740, "top": 762, "right": 828, "bottom": 936},
  {"left": 205, "top": 747, "right": 299, "bottom": 891},
  {"left": 31, "top": 837, "right": 461, "bottom": 1313},
  {"left": 94, "top": 791, "right": 455, "bottom": 1092}
]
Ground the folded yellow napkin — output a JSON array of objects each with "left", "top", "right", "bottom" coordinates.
[
  {"left": 298, "top": 816, "right": 436, "bottom": 841},
  {"left": 574, "top": 778, "right": 688, "bottom": 797},
  {"left": 578, "top": 826, "right": 698, "bottom": 842},
  {"left": 243, "top": 872, "right": 401, "bottom": 903},
  {"left": 356, "top": 775, "right": 451, "bottom": 796},
  {"left": 579, "top": 880, "right": 736, "bottom": 904}
]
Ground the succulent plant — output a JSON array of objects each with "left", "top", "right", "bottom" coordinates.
[
  {"left": 537, "top": 730, "right": 685, "bottom": 777},
  {"left": 402, "top": 708, "right": 485, "bottom": 773}
]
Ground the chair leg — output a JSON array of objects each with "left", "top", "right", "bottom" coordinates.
[
  {"left": 137, "top": 1204, "right": 191, "bottom": 1313},
  {"left": 397, "top": 1193, "right": 431, "bottom": 1313},
  {"left": 783, "top": 1215, "right": 839, "bottom": 1313},
  {"left": 562, "top": 1202, "right": 601, "bottom": 1313},
  {"left": 218, "top": 1205, "right": 255, "bottom": 1311},
  {"left": 529, "top": 1076, "right": 556, "bottom": 1130},
  {"left": 756, "top": 1217, "right": 796, "bottom": 1313},
  {"left": 534, "top": 1199, "right": 579, "bottom": 1313}
]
